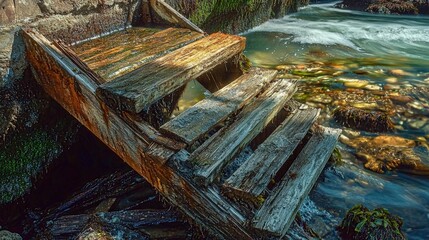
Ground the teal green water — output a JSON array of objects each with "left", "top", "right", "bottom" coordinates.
[{"left": 244, "top": 2, "right": 429, "bottom": 239}]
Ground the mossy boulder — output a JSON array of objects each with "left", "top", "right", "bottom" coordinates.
[
  {"left": 339, "top": 205, "right": 405, "bottom": 240},
  {"left": 165, "top": 0, "right": 306, "bottom": 34},
  {"left": 338, "top": 0, "right": 429, "bottom": 15}
]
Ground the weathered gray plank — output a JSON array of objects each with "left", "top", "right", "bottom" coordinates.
[
  {"left": 160, "top": 68, "right": 277, "bottom": 144},
  {"left": 97, "top": 32, "right": 246, "bottom": 113},
  {"left": 149, "top": 0, "right": 205, "bottom": 34},
  {"left": 223, "top": 107, "right": 320, "bottom": 205},
  {"left": 74, "top": 28, "right": 204, "bottom": 81},
  {"left": 191, "top": 78, "right": 297, "bottom": 185},
  {"left": 253, "top": 127, "right": 341, "bottom": 237}
]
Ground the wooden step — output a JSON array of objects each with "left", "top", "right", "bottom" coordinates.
[
  {"left": 97, "top": 32, "right": 246, "bottom": 113},
  {"left": 160, "top": 68, "right": 277, "bottom": 145},
  {"left": 191, "top": 78, "right": 297, "bottom": 185},
  {"left": 222, "top": 107, "right": 320, "bottom": 206},
  {"left": 73, "top": 28, "right": 204, "bottom": 82},
  {"left": 72, "top": 27, "right": 160, "bottom": 60},
  {"left": 252, "top": 127, "right": 341, "bottom": 237}
]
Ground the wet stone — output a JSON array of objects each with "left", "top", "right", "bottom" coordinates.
[
  {"left": 385, "top": 77, "right": 398, "bottom": 84},
  {"left": 308, "top": 94, "right": 332, "bottom": 104},
  {"left": 343, "top": 79, "right": 369, "bottom": 88}
]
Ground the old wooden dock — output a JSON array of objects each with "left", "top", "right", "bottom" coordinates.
[{"left": 22, "top": 0, "right": 341, "bottom": 239}]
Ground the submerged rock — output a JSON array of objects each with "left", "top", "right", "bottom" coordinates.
[
  {"left": 339, "top": 204, "right": 405, "bottom": 240},
  {"left": 341, "top": 135, "right": 429, "bottom": 174},
  {"left": 333, "top": 106, "right": 394, "bottom": 132}
]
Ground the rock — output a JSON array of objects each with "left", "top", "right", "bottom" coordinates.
[
  {"left": 333, "top": 106, "right": 394, "bottom": 132},
  {"left": 351, "top": 102, "right": 379, "bottom": 110},
  {"left": 389, "top": 95, "right": 413, "bottom": 104},
  {"left": 0, "top": 230, "right": 22, "bottom": 240},
  {"left": 371, "top": 135, "right": 415, "bottom": 148},
  {"left": 339, "top": 205, "right": 405, "bottom": 240},
  {"left": 383, "top": 84, "right": 401, "bottom": 90},
  {"left": 385, "top": 77, "right": 398, "bottom": 84},
  {"left": 389, "top": 69, "right": 413, "bottom": 76},
  {"left": 364, "top": 84, "right": 381, "bottom": 91},
  {"left": 308, "top": 94, "right": 332, "bottom": 104},
  {"left": 408, "top": 118, "right": 428, "bottom": 129},
  {"left": 343, "top": 80, "right": 369, "bottom": 88},
  {"left": 343, "top": 135, "right": 429, "bottom": 174}
]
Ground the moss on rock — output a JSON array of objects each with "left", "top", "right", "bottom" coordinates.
[
  {"left": 0, "top": 115, "right": 79, "bottom": 204},
  {"left": 166, "top": 0, "right": 304, "bottom": 33},
  {"left": 339, "top": 204, "right": 405, "bottom": 240}
]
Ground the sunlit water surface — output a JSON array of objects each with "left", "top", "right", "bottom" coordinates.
[{"left": 243, "top": 2, "right": 429, "bottom": 239}]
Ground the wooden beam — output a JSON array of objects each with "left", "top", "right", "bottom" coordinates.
[
  {"left": 191, "top": 78, "right": 297, "bottom": 185},
  {"left": 160, "top": 68, "right": 277, "bottom": 144},
  {"left": 223, "top": 108, "right": 320, "bottom": 206},
  {"left": 252, "top": 127, "right": 341, "bottom": 237},
  {"left": 149, "top": 0, "right": 205, "bottom": 34},
  {"left": 97, "top": 32, "right": 246, "bottom": 113},
  {"left": 22, "top": 29, "right": 251, "bottom": 239}
]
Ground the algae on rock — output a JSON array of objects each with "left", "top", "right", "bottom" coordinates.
[{"left": 339, "top": 204, "right": 405, "bottom": 240}]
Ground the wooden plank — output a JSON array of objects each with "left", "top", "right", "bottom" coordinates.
[
  {"left": 149, "top": 0, "right": 205, "bottom": 34},
  {"left": 191, "top": 78, "right": 297, "bottom": 185},
  {"left": 72, "top": 27, "right": 161, "bottom": 60},
  {"left": 74, "top": 28, "right": 204, "bottom": 81},
  {"left": 253, "top": 127, "right": 341, "bottom": 237},
  {"left": 23, "top": 29, "right": 252, "bottom": 239},
  {"left": 223, "top": 108, "right": 320, "bottom": 205},
  {"left": 97, "top": 32, "right": 246, "bottom": 113},
  {"left": 160, "top": 68, "right": 277, "bottom": 144}
]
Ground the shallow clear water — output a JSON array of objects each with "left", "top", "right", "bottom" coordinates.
[{"left": 244, "top": 2, "right": 429, "bottom": 239}]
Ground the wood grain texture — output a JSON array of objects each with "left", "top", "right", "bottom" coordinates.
[
  {"left": 160, "top": 68, "right": 277, "bottom": 144},
  {"left": 252, "top": 127, "right": 341, "bottom": 237},
  {"left": 73, "top": 28, "right": 204, "bottom": 81},
  {"left": 97, "top": 32, "right": 246, "bottom": 113},
  {"left": 23, "top": 29, "right": 251, "bottom": 239},
  {"left": 223, "top": 108, "right": 320, "bottom": 205},
  {"left": 191, "top": 78, "right": 297, "bottom": 185},
  {"left": 149, "top": 0, "right": 205, "bottom": 34}
]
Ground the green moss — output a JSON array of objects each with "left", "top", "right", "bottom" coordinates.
[
  {"left": 174, "top": 0, "right": 300, "bottom": 33},
  {"left": 339, "top": 204, "right": 405, "bottom": 240},
  {"left": 0, "top": 129, "right": 62, "bottom": 204}
]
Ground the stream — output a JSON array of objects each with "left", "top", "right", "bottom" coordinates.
[{"left": 243, "top": 2, "right": 429, "bottom": 239}]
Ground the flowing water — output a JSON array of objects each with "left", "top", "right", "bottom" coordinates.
[{"left": 243, "top": 2, "right": 429, "bottom": 239}]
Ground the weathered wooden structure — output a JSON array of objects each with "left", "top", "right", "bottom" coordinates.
[{"left": 22, "top": 1, "right": 341, "bottom": 239}]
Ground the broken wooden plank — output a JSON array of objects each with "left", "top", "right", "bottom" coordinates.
[
  {"left": 252, "top": 127, "right": 341, "bottom": 237},
  {"left": 47, "top": 209, "right": 182, "bottom": 239},
  {"left": 160, "top": 68, "right": 277, "bottom": 144},
  {"left": 83, "top": 28, "right": 204, "bottom": 81},
  {"left": 191, "top": 78, "right": 297, "bottom": 185},
  {"left": 149, "top": 0, "right": 205, "bottom": 34},
  {"left": 97, "top": 32, "right": 246, "bottom": 113},
  {"left": 23, "top": 29, "right": 251, "bottom": 239},
  {"left": 223, "top": 108, "right": 320, "bottom": 205}
]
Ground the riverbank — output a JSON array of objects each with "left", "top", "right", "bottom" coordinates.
[{"left": 243, "top": 2, "right": 429, "bottom": 239}]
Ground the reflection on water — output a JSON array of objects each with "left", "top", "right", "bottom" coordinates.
[
  {"left": 173, "top": 80, "right": 208, "bottom": 116},
  {"left": 244, "top": 2, "right": 429, "bottom": 239}
]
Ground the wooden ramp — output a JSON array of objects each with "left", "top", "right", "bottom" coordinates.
[{"left": 22, "top": 1, "right": 341, "bottom": 239}]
